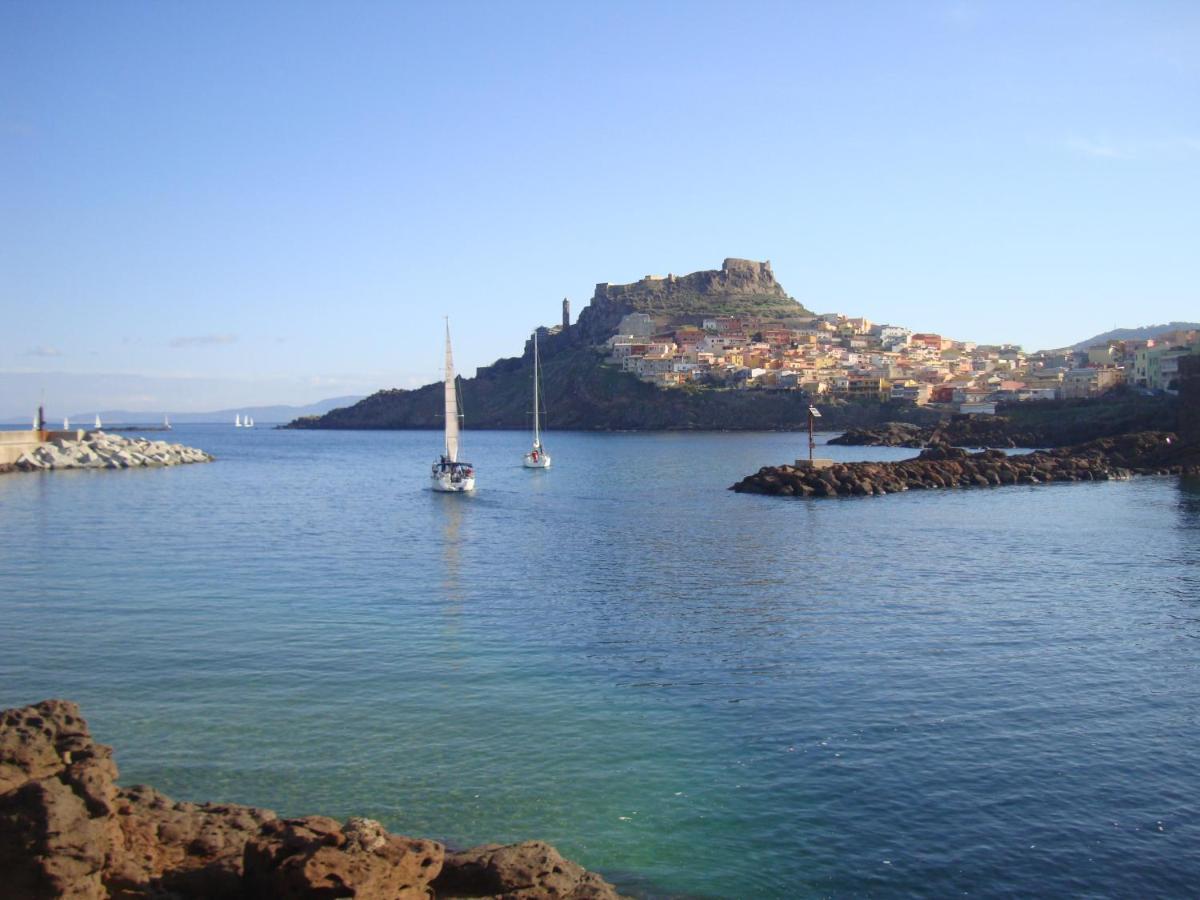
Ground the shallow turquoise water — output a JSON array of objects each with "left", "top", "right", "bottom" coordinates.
[{"left": 2, "top": 426, "right": 1199, "bottom": 897}]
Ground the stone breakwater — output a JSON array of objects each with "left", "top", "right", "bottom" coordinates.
[
  {"left": 0, "top": 700, "right": 627, "bottom": 900},
  {"left": 13, "top": 432, "right": 213, "bottom": 472},
  {"left": 731, "top": 432, "right": 1200, "bottom": 499}
]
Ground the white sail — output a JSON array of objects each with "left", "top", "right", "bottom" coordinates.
[
  {"left": 64, "top": 417, "right": 70, "bottom": 430},
  {"left": 532, "top": 332, "right": 541, "bottom": 448},
  {"left": 235, "top": 414, "right": 242, "bottom": 427},
  {"left": 523, "top": 330, "right": 551, "bottom": 468},
  {"left": 164, "top": 414, "right": 170, "bottom": 428},
  {"left": 95, "top": 414, "right": 102, "bottom": 429},
  {"left": 443, "top": 321, "right": 459, "bottom": 462}
]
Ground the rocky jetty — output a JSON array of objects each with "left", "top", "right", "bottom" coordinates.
[
  {"left": 0, "top": 699, "right": 627, "bottom": 899},
  {"left": 13, "top": 433, "right": 213, "bottom": 472},
  {"left": 732, "top": 431, "right": 1200, "bottom": 498}
]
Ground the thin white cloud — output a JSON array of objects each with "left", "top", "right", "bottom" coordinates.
[
  {"left": 169, "top": 333, "right": 238, "bottom": 349},
  {"left": 25, "top": 345, "right": 63, "bottom": 357},
  {"left": 1063, "top": 136, "right": 1200, "bottom": 160}
]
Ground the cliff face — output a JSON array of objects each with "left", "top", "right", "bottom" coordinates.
[{"left": 569, "top": 258, "right": 810, "bottom": 346}]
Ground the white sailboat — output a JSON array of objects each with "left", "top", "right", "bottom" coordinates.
[
  {"left": 94, "top": 414, "right": 102, "bottom": 429},
  {"left": 523, "top": 330, "right": 551, "bottom": 469},
  {"left": 164, "top": 414, "right": 171, "bottom": 429},
  {"left": 63, "top": 416, "right": 70, "bottom": 430},
  {"left": 246, "top": 416, "right": 254, "bottom": 428},
  {"left": 235, "top": 414, "right": 243, "bottom": 428},
  {"left": 431, "top": 320, "right": 475, "bottom": 493}
]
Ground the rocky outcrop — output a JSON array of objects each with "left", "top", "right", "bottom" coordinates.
[
  {"left": 437, "top": 841, "right": 619, "bottom": 900},
  {"left": 574, "top": 258, "right": 809, "bottom": 341},
  {"left": 14, "top": 433, "right": 213, "bottom": 472},
  {"left": 731, "top": 431, "right": 1199, "bottom": 498},
  {"left": 288, "top": 258, "right": 828, "bottom": 432},
  {"left": 828, "top": 422, "right": 928, "bottom": 447},
  {"left": 0, "top": 700, "right": 626, "bottom": 899}
]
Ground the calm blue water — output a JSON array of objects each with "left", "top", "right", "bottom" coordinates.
[{"left": 2, "top": 425, "right": 1199, "bottom": 898}]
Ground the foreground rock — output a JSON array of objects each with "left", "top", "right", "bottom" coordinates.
[
  {"left": 14, "top": 432, "right": 213, "bottom": 472},
  {"left": 732, "top": 431, "right": 1200, "bottom": 498},
  {"left": 0, "top": 700, "right": 626, "bottom": 899}
]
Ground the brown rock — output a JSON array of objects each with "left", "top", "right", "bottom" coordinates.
[
  {"left": 243, "top": 815, "right": 444, "bottom": 899},
  {"left": 436, "top": 840, "right": 624, "bottom": 900},
  {"left": 0, "top": 700, "right": 118, "bottom": 900}
]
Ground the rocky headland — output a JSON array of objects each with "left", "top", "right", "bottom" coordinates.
[
  {"left": 731, "top": 431, "right": 1200, "bottom": 498},
  {"left": 11, "top": 433, "right": 213, "bottom": 472},
  {"left": 0, "top": 699, "right": 626, "bottom": 899},
  {"left": 287, "top": 259, "right": 844, "bottom": 432}
]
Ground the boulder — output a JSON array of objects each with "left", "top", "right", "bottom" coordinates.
[
  {"left": 243, "top": 815, "right": 444, "bottom": 899},
  {"left": 436, "top": 840, "right": 623, "bottom": 900},
  {"left": 0, "top": 700, "right": 119, "bottom": 899}
]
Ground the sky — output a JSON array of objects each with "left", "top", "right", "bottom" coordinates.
[{"left": 2, "top": 1, "right": 1198, "bottom": 417}]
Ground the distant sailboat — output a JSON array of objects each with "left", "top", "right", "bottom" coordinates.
[
  {"left": 245, "top": 416, "right": 254, "bottom": 428},
  {"left": 431, "top": 320, "right": 475, "bottom": 493},
  {"left": 164, "top": 414, "right": 171, "bottom": 429},
  {"left": 63, "top": 416, "right": 70, "bottom": 430},
  {"left": 235, "top": 414, "right": 243, "bottom": 428},
  {"left": 523, "top": 330, "right": 551, "bottom": 469},
  {"left": 94, "top": 414, "right": 102, "bottom": 429}
]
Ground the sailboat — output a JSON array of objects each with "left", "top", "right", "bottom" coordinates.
[
  {"left": 523, "top": 330, "right": 551, "bottom": 468},
  {"left": 164, "top": 414, "right": 171, "bottom": 430},
  {"left": 64, "top": 416, "right": 70, "bottom": 430},
  {"left": 431, "top": 320, "right": 475, "bottom": 493},
  {"left": 234, "top": 414, "right": 243, "bottom": 428},
  {"left": 94, "top": 414, "right": 102, "bottom": 429},
  {"left": 245, "top": 416, "right": 254, "bottom": 428}
]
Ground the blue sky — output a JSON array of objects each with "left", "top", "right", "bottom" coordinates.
[{"left": 2, "top": 1, "right": 1198, "bottom": 415}]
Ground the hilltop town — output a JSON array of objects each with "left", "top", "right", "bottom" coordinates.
[
  {"left": 290, "top": 259, "right": 1197, "bottom": 432},
  {"left": 598, "top": 306, "right": 1199, "bottom": 414}
]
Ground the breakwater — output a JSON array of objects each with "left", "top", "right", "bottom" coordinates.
[
  {"left": 732, "top": 431, "right": 1198, "bottom": 498},
  {"left": 10, "top": 432, "right": 213, "bottom": 472},
  {"left": 0, "top": 699, "right": 625, "bottom": 899}
]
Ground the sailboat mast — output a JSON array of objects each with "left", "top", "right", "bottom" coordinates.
[
  {"left": 532, "top": 331, "right": 540, "bottom": 447},
  {"left": 443, "top": 319, "right": 460, "bottom": 462}
]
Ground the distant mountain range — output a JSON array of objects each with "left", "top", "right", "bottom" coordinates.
[
  {"left": 1065, "top": 322, "right": 1200, "bottom": 352},
  {"left": 62, "top": 395, "right": 364, "bottom": 425}
]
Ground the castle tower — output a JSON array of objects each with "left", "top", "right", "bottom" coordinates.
[{"left": 562, "top": 297, "right": 570, "bottom": 330}]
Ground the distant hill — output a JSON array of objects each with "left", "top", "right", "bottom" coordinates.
[
  {"left": 1067, "top": 322, "right": 1200, "bottom": 351},
  {"left": 71, "top": 395, "right": 364, "bottom": 425}
]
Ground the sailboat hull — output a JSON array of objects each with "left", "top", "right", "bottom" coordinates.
[
  {"left": 523, "top": 451, "right": 551, "bottom": 469},
  {"left": 431, "top": 471, "right": 476, "bottom": 492}
]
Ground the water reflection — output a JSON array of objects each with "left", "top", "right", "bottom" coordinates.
[
  {"left": 437, "top": 494, "right": 466, "bottom": 649},
  {"left": 1177, "top": 475, "right": 1200, "bottom": 528}
]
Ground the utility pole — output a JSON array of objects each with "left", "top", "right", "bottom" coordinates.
[{"left": 807, "top": 404, "right": 821, "bottom": 463}]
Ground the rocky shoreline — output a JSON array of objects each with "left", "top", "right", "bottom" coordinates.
[
  {"left": 10, "top": 433, "right": 213, "bottom": 472},
  {"left": 0, "top": 700, "right": 626, "bottom": 899},
  {"left": 731, "top": 432, "right": 1199, "bottom": 498}
]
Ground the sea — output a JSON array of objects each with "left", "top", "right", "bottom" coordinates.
[{"left": 1, "top": 425, "right": 1198, "bottom": 898}]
